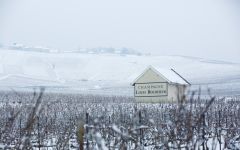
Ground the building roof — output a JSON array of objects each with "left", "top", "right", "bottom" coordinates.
[{"left": 132, "top": 66, "right": 190, "bottom": 85}]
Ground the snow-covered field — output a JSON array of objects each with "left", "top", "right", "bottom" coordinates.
[
  {"left": 0, "top": 48, "right": 239, "bottom": 149},
  {"left": 0, "top": 49, "right": 239, "bottom": 96},
  {"left": 0, "top": 91, "right": 240, "bottom": 149}
]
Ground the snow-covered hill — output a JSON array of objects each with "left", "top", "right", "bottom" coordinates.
[{"left": 0, "top": 49, "right": 239, "bottom": 96}]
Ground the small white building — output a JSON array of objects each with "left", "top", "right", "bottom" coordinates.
[{"left": 132, "top": 66, "right": 190, "bottom": 102}]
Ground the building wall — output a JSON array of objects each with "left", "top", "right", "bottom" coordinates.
[
  {"left": 135, "top": 68, "right": 166, "bottom": 83},
  {"left": 135, "top": 84, "right": 186, "bottom": 103},
  {"left": 135, "top": 96, "right": 169, "bottom": 103},
  {"left": 167, "top": 84, "right": 186, "bottom": 102}
]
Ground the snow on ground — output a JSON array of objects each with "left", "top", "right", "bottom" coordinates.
[{"left": 0, "top": 49, "right": 239, "bottom": 96}]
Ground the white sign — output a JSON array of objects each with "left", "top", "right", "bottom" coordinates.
[{"left": 134, "top": 82, "right": 168, "bottom": 97}]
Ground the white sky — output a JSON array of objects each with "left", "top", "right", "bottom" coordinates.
[{"left": 0, "top": 0, "right": 240, "bottom": 62}]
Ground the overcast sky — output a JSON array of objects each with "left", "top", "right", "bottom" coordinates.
[{"left": 0, "top": 0, "right": 239, "bottom": 62}]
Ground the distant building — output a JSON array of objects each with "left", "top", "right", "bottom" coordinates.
[{"left": 132, "top": 66, "right": 190, "bottom": 102}]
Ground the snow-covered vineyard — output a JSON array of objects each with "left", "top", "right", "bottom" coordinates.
[{"left": 0, "top": 90, "right": 240, "bottom": 149}]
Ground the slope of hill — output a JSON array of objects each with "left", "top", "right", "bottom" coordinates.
[{"left": 0, "top": 49, "right": 239, "bottom": 96}]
